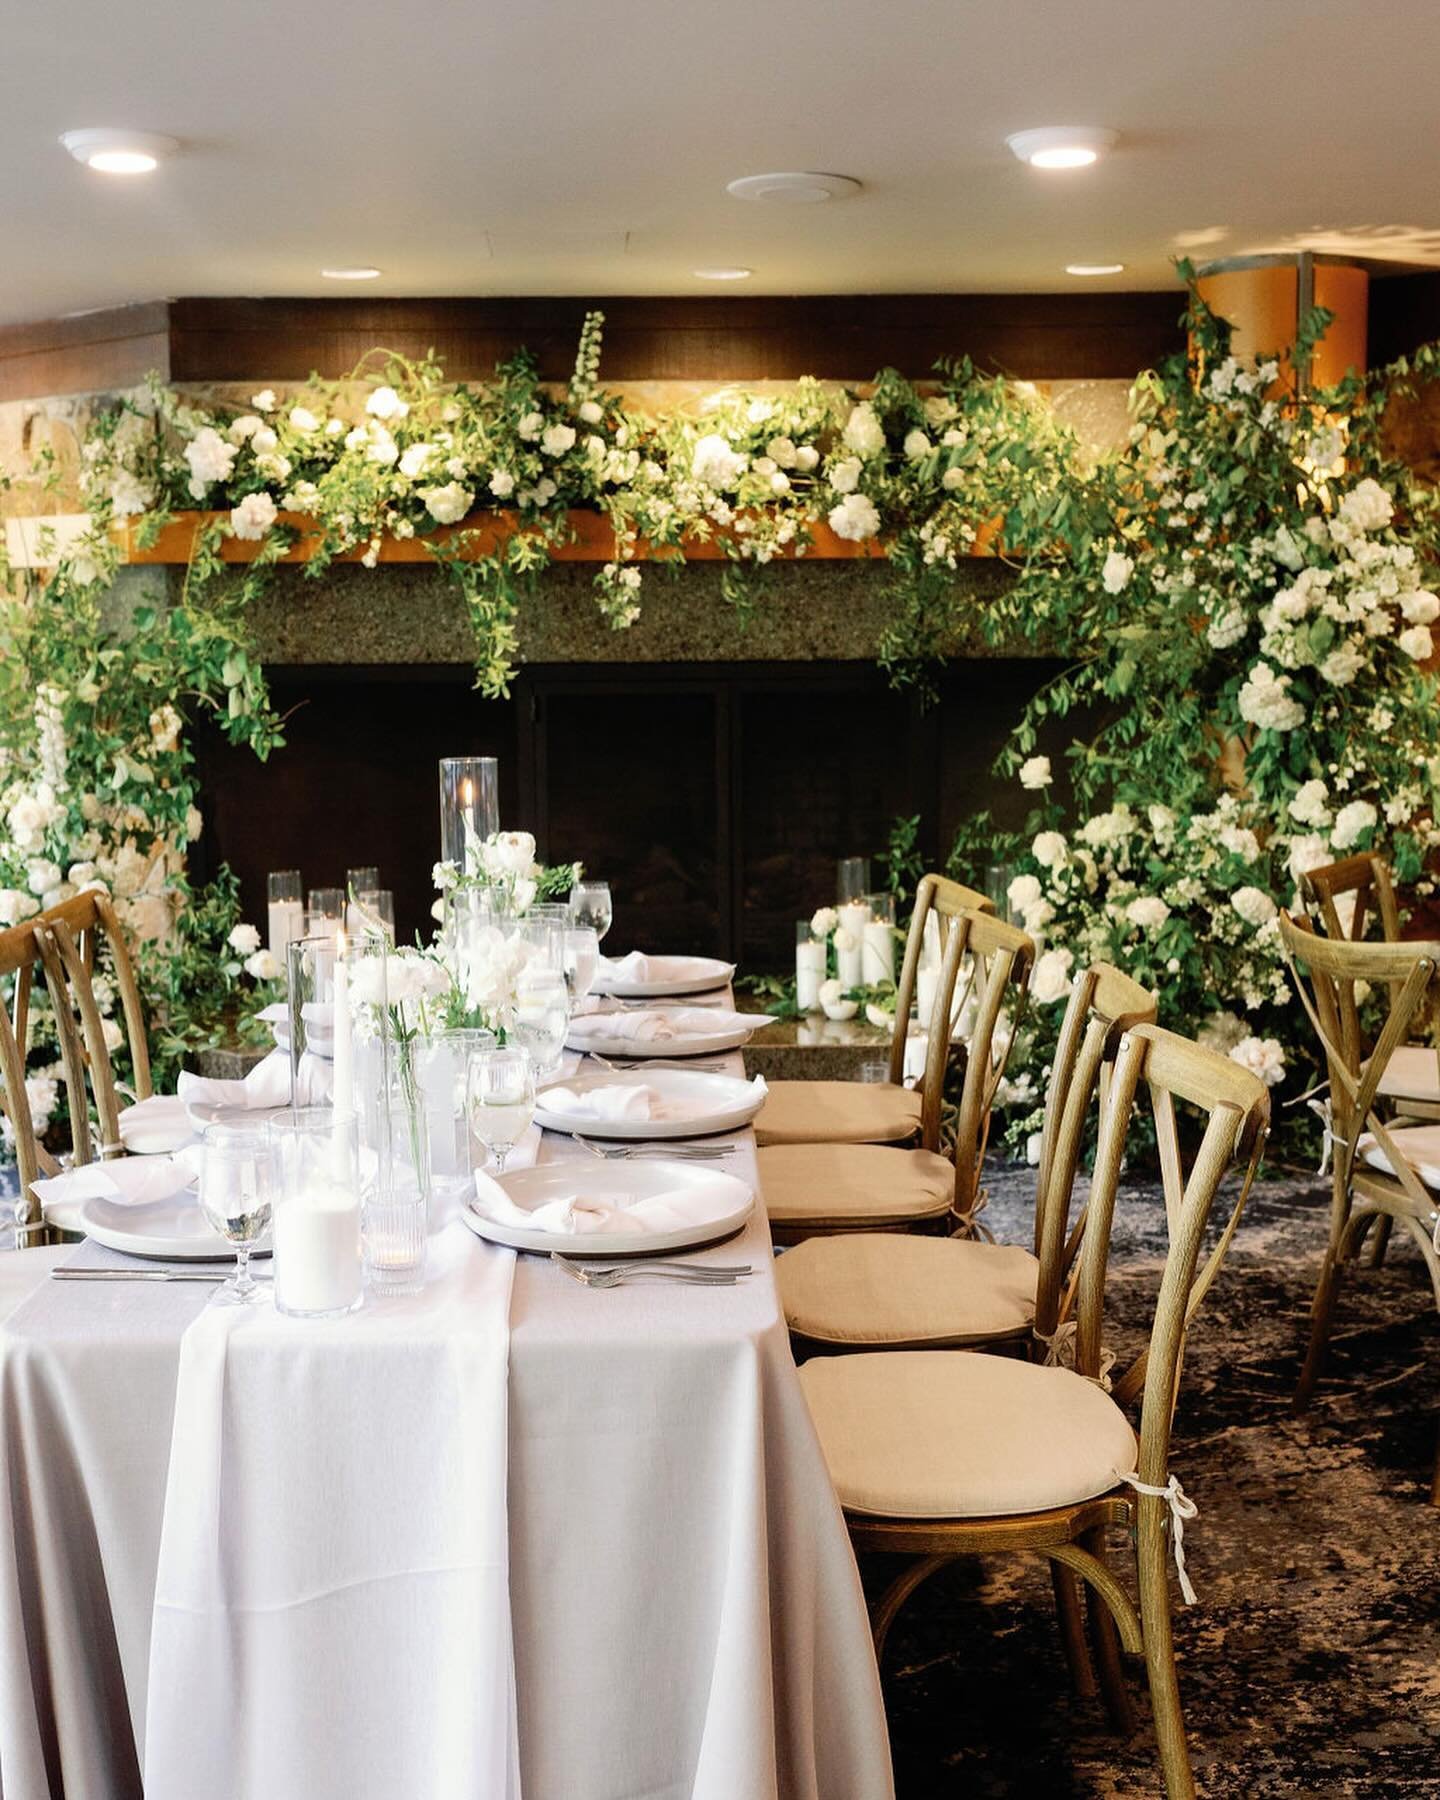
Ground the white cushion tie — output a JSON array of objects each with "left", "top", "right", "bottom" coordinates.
[
  {"left": 1112, "top": 1469, "right": 1199, "bottom": 1605},
  {"left": 1033, "top": 1319, "right": 1115, "bottom": 1393}
]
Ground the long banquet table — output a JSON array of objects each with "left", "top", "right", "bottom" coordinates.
[{"left": 0, "top": 1017, "right": 894, "bottom": 1799}]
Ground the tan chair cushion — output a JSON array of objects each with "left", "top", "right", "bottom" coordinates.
[
  {"left": 778, "top": 1232, "right": 1038, "bottom": 1347},
  {"left": 759, "top": 1143, "right": 954, "bottom": 1228},
  {"left": 799, "top": 1350, "right": 1137, "bottom": 1519},
  {"left": 0, "top": 1245, "right": 70, "bottom": 1325},
  {"left": 1375, "top": 1044, "right": 1440, "bottom": 1106},
  {"left": 754, "top": 1080, "right": 922, "bottom": 1147}
]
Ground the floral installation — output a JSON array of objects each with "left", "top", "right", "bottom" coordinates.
[{"left": 430, "top": 826, "right": 579, "bottom": 918}]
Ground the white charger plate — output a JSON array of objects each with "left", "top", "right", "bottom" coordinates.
[
  {"left": 460, "top": 1161, "right": 753, "bottom": 1257},
  {"left": 568, "top": 1022, "right": 759, "bottom": 1058},
  {"left": 535, "top": 1068, "right": 765, "bottom": 1140},
  {"left": 79, "top": 1194, "right": 273, "bottom": 1262},
  {"left": 592, "top": 956, "right": 735, "bottom": 999}
]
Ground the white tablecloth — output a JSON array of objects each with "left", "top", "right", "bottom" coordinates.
[{"left": 0, "top": 1031, "right": 892, "bottom": 1799}]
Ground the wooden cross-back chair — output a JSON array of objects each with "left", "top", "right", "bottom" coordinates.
[
  {"left": 798, "top": 1024, "right": 1269, "bottom": 1800},
  {"left": 1279, "top": 913, "right": 1440, "bottom": 1502},
  {"left": 758, "top": 906, "right": 1032, "bottom": 1244},
  {"left": 1301, "top": 851, "right": 1401, "bottom": 949},
  {"left": 753, "top": 872, "right": 992, "bottom": 1149}
]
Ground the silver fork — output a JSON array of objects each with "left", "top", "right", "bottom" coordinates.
[
  {"left": 586, "top": 1053, "right": 728, "bottom": 1073},
  {"left": 573, "top": 1137, "right": 736, "bottom": 1160},
  {"left": 553, "top": 1254, "right": 752, "bottom": 1277},
  {"left": 551, "top": 1258, "right": 739, "bottom": 1289}
]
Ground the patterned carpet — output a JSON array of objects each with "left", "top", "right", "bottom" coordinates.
[{"left": 863, "top": 1166, "right": 1440, "bottom": 1799}]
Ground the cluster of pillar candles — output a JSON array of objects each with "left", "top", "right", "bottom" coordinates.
[
  {"left": 265, "top": 870, "right": 396, "bottom": 959},
  {"left": 794, "top": 858, "right": 901, "bottom": 1013}
]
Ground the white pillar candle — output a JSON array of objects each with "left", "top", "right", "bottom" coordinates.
[
  {"left": 862, "top": 920, "right": 896, "bottom": 986},
  {"left": 795, "top": 938, "right": 826, "bottom": 1011},
  {"left": 267, "top": 898, "right": 305, "bottom": 961},
  {"left": 836, "top": 901, "right": 869, "bottom": 988},
  {"left": 274, "top": 1184, "right": 362, "bottom": 1315}
]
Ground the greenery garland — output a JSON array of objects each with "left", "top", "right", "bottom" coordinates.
[{"left": 2, "top": 273, "right": 1438, "bottom": 1158}]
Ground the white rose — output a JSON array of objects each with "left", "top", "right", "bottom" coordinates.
[
  {"left": 489, "top": 469, "right": 516, "bottom": 499},
  {"left": 251, "top": 389, "right": 278, "bottom": 412},
  {"left": 26, "top": 858, "right": 62, "bottom": 896},
  {"left": 1126, "top": 895, "right": 1171, "bottom": 931},
  {"left": 228, "top": 415, "right": 263, "bottom": 444},
  {"left": 1231, "top": 886, "right": 1277, "bottom": 928},
  {"left": 365, "top": 385, "right": 410, "bottom": 422},
  {"left": 420, "top": 482, "right": 475, "bottom": 525},
  {"left": 230, "top": 492, "right": 278, "bottom": 541},
  {"left": 1338, "top": 477, "right": 1393, "bottom": 534},
  {"left": 1025, "top": 1131, "right": 1044, "bottom": 1167},
  {"left": 842, "top": 404, "right": 887, "bottom": 458},
  {"left": 810, "top": 906, "right": 839, "bottom": 937},
  {"left": 541, "top": 423, "right": 577, "bottom": 457},
  {"left": 1319, "top": 646, "right": 1367, "bottom": 686},
  {"left": 1031, "top": 830, "right": 1068, "bottom": 870},
  {"left": 0, "top": 889, "right": 39, "bottom": 926},
  {"left": 1332, "top": 799, "right": 1378, "bottom": 851},
  {"left": 250, "top": 426, "right": 278, "bottom": 456},
  {"left": 288, "top": 406, "right": 320, "bottom": 433},
  {"left": 1400, "top": 590, "right": 1440, "bottom": 625},
  {"left": 828, "top": 493, "right": 881, "bottom": 542},
  {"left": 1019, "top": 755, "right": 1051, "bottom": 790},
  {"left": 517, "top": 411, "right": 546, "bottom": 440},
  {"left": 1399, "top": 624, "right": 1434, "bottom": 662},
  {"left": 1229, "top": 1036, "right": 1285, "bottom": 1088},
  {"left": 766, "top": 436, "right": 798, "bottom": 468},
  {"left": 1007, "top": 874, "right": 1043, "bottom": 914},
  {"left": 1031, "top": 947, "right": 1075, "bottom": 1005},
  {"left": 691, "top": 434, "right": 748, "bottom": 490},
  {"left": 794, "top": 445, "right": 819, "bottom": 472},
  {"left": 398, "top": 442, "right": 434, "bottom": 479},
  {"left": 941, "top": 466, "right": 965, "bottom": 492},
  {"left": 366, "top": 431, "right": 399, "bottom": 466},
  {"left": 1288, "top": 779, "right": 1330, "bottom": 828},
  {"left": 228, "top": 922, "right": 261, "bottom": 955},
  {"left": 828, "top": 455, "right": 863, "bottom": 495},
  {"left": 485, "top": 830, "right": 538, "bottom": 875},
  {"left": 1101, "top": 549, "right": 1134, "bottom": 594},
  {"left": 183, "top": 427, "right": 238, "bottom": 494},
  {"left": 578, "top": 399, "right": 604, "bottom": 426},
  {"left": 244, "top": 948, "right": 283, "bottom": 982},
  {"left": 902, "top": 428, "right": 932, "bottom": 460},
  {"left": 770, "top": 471, "right": 791, "bottom": 495}
]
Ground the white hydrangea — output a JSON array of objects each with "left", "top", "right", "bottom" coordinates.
[
  {"left": 1101, "top": 550, "right": 1134, "bottom": 594},
  {"left": 1207, "top": 606, "right": 1249, "bottom": 648},
  {"left": 1288, "top": 780, "right": 1331, "bottom": 828},
  {"left": 828, "top": 493, "right": 881, "bottom": 542},
  {"left": 1032, "top": 830, "right": 1068, "bottom": 870},
  {"left": 1286, "top": 833, "right": 1330, "bottom": 884},
  {"left": 0, "top": 889, "right": 39, "bottom": 926},
  {"left": 1337, "top": 477, "right": 1393, "bottom": 534},
  {"left": 1319, "top": 646, "right": 1366, "bottom": 686},
  {"left": 1231, "top": 886, "right": 1277, "bottom": 928},
  {"left": 691, "top": 434, "right": 747, "bottom": 490},
  {"left": 1126, "top": 895, "right": 1171, "bottom": 931},
  {"left": 1237, "top": 662, "right": 1305, "bottom": 732},
  {"left": 1198, "top": 1010, "right": 1249, "bottom": 1055},
  {"left": 230, "top": 492, "right": 278, "bottom": 541},
  {"left": 1331, "top": 799, "right": 1378, "bottom": 851},
  {"left": 828, "top": 455, "right": 863, "bottom": 495},
  {"left": 541, "top": 423, "right": 577, "bottom": 457},
  {"left": 420, "top": 482, "right": 475, "bottom": 525},
  {"left": 1229, "top": 1035, "right": 1286, "bottom": 1087},
  {"left": 1019, "top": 755, "right": 1051, "bottom": 790},
  {"left": 26, "top": 858, "right": 62, "bottom": 896},
  {"left": 841, "top": 403, "right": 887, "bottom": 458}
]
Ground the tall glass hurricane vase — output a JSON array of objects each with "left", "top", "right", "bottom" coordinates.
[{"left": 439, "top": 757, "right": 499, "bottom": 871}]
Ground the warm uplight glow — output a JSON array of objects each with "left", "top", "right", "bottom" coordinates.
[
  {"left": 694, "top": 267, "right": 753, "bottom": 281},
  {"left": 321, "top": 266, "right": 382, "bottom": 280},
  {"left": 60, "top": 129, "right": 179, "bottom": 173},
  {"left": 1066, "top": 262, "right": 1126, "bottom": 276}
]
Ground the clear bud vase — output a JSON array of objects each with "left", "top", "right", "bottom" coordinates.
[{"left": 349, "top": 937, "right": 431, "bottom": 1297}]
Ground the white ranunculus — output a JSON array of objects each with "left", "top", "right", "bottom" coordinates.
[
  {"left": 517, "top": 411, "right": 546, "bottom": 440},
  {"left": 578, "top": 399, "right": 604, "bottom": 426},
  {"left": 902, "top": 428, "right": 932, "bottom": 461},
  {"left": 1126, "top": 895, "right": 1171, "bottom": 931},
  {"left": 691, "top": 434, "right": 748, "bottom": 490},
  {"left": 230, "top": 492, "right": 278, "bottom": 541},
  {"left": 183, "top": 427, "right": 238, "bottom": 493},
  {"left": 828, "top": 455, "right": 863, "bottom": 495},
  {"left": 26, "top": 858, "right": 62, "bottom": 897},
  {"left": 1331, "top": 799, "right": 1378, "bottom": 851},
  {"left": 1401, "top": 590, "right": 1440, "bottom": 625},
  {"left": 828, "top": 493, "right": 881, "bottom": 542},
  {"left": 1031, "top": 947, "right": 1075, "bottom": 1005},
  {"left": 1338, "top": 477, "right": 1393, "bottom": 534},
  {"left": 398, "top": 442, "right": 435, "bottom": 479},
  {"left": 244, "top": 948, "right": 283, "bottom": 982},
  {"left": 1019, "top": 755, "right": 1051, "bottom": 790},
  {"left": 541, "top": 423, "right": 577, "bottom": 457},
  {"left": 1231, "top": 886, "right": 1277, "bottom": 929},
  {"left": 1398, "top": 624, "right": 1434, "bottom": 661},
  {"left": 770, "top": 471, "right": 791, "bottom": 495},
  {"left": 228, "top": 415, "right": 263, "bottom": 444},
  {"left": 1032, "top": 830, "right": 1068, "bottom": 870},
  {"left": 1288, "top": 779, "right": 1330, "bottom": 828},
  {"left": 1229, "top": 1035, "right": 1286, "bottom": 1087},
  {"left": 1237, "top": 662, "right": 1305, "bottom": 733},
  {"left": 766, "top": 436, "right": 797, "bottom": 468},
  {"left": 1007, "top": 873, "right": 1043, "bottom": 914},
  {"left": 1319, "top": 646, "right": 1366, "bottom": 686},
  {"left": 1101, "top": 549, "right": 1134, "bottom": 594},
  {"left": 841, "top": 403, "right": 887, "bottom": 458},
  {"left": 228, "top": 922, "right": 261, "bottom": 955},
  {"left": 250, "top": 426, "right": 278, "bottom": 456},
  {"left": 481, "top": 830, "right": 538, "bottom": 876},
  {"left": 365, "top": 385, "right": 409, "bottom": 422},
  {"left": 288, "top": 406, "right": 320, "bottom": 433},
  {"left": 794, "top": 444, "right": 819, "bottom": 472},
  {"left": 488, "top": 469, "right": 516, "bottom": 498},
  {"left": 810, "top": 906, "right": 839, "bottom": 938},
  {"left": 420, "top": 482, "right": 475, "bottom": 525},
  {"left": 366, "top": 431, "right": 399, "bottom": 467}
]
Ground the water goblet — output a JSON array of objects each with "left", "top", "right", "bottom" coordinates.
[
  {"left": 467, "top": 1046, "right": 536, "bottom": 1176},
  {"left": 569, "top": 880, "right": 613, "bottom": 944},
  {"left": 198, "top": 1123, "right": 276, "bottom": 1304},
  {"left": 512, "top": 967, "right": 570, "bottom": 1078},
  {"left": 563, "top": 926, "right": 599, "bottom": 1003}
]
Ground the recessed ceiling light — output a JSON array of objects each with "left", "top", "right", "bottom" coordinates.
[
  {"left": 694, "top": 266, "right": 753, "bottom": 281},
  {"left": 726, "top": 172, "right": 862, "bottom": 205},
  {"left": 60, "top": 128, "right": 178, "bottom": 174},
  {"left": 1006, "top": 128, "right": 1119, "bottom": 170},
  {"left": 320, "top": 266, "right": 383, "bottom": 280},
  {"left": 1065, "top": 262, "right": 1126, "bottom": 276}
]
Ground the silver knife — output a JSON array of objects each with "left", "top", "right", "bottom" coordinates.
[{"left": 52, "top": 1268, "right": 271, "bottom": 1282}]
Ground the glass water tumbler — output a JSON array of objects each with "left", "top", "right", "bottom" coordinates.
[
  {"left": 270, "top": 1108, "right": 363, "bottom": 1319},
  {"left": 438, "top": 756, "right": 500, "bottom": 870}
]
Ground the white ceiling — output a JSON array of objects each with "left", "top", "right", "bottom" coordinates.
[{"left": 4, "top": 0, "right": 1439, "bottom": 326}]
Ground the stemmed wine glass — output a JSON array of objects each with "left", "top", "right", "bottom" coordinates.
[
  {"left": 198, "top": 1123, "right": 276, "bottom": 1303},
  {"left": 467, "top": 1046, "right": 536, "bottom": 1176},
  {"left": 563, "top": 925, "right": 599, "bottom": 1004},
  {"left": 569, "top": 880, "right": 613, "bottom": 944},
  {"left": 512, "top": 967, "right": 570, "bottom": 1078}
]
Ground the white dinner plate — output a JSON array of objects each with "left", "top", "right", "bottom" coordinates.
[
  {"left": 79, "top": 1195, "right": 273, "bottom": 1262},
  {"left": 566, "top": 1009, "right": 755, "bottom": 1061},
  {"left": 592, "top": 956, "right": 735, "bottom": 999},
  {"left": 534, "top": 1068, "right": 766, "bottom": 1140},
  {"left": 118, "top": 1095, "right": 200, "bottom": 1156},
  {"left": 460, "top": 1161, "right": 754, "bottom": 1257}
]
